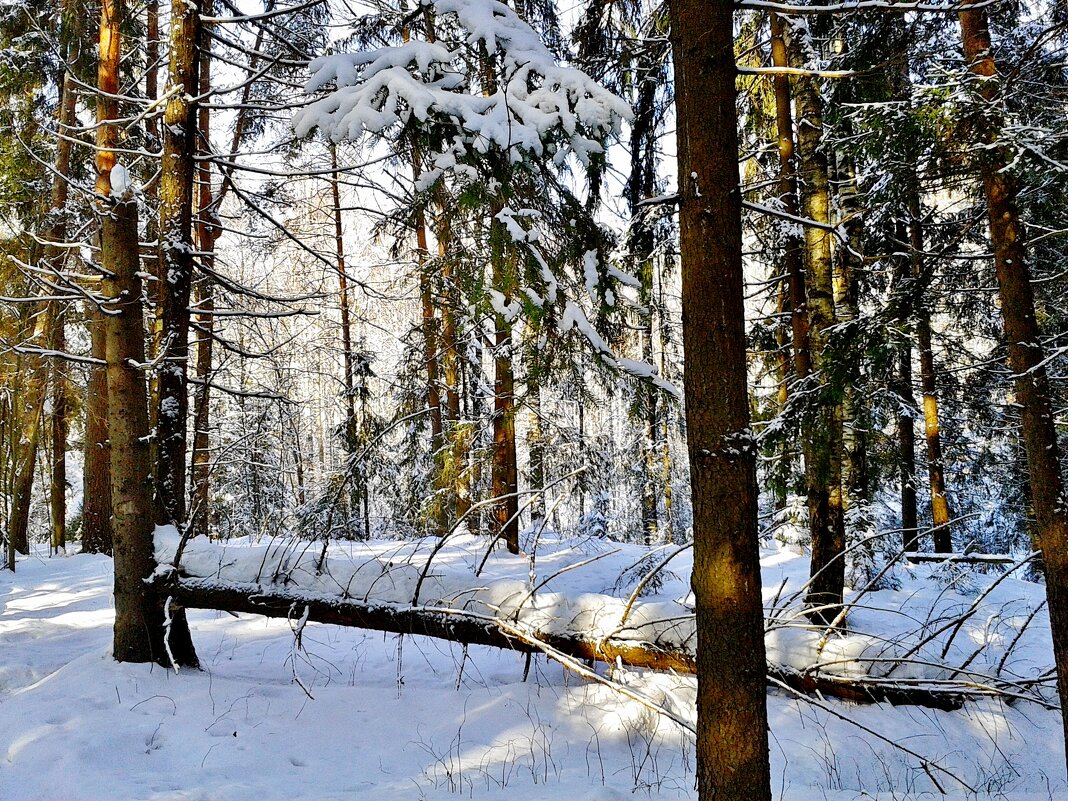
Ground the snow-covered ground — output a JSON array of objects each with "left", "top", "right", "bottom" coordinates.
[{"left": 2, "top": 541, "right": 1065, "bottom": 800}]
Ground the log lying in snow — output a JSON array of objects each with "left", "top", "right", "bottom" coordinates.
[
  {"left": 150, "top": 571, "right": 968, "bottom": 711},
  {"left": 904, "top": 552, "right": 1016, "bottom": 565}
]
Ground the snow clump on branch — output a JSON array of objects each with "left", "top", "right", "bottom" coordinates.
[{"left": 292, "top": 0, "right": 632, "bottom": 169}]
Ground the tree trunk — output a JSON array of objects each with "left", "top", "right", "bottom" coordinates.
[
  {"left": 190, "top": 15, "right": 215, "bottom": 539},
  {"left": 655, "top": 260, "right": 674, "bottom": 544},
  {"left": 772, "top": 282, "right": 792, "bottom": 512},
  {"left": 893, "top": 220, "right": 920, "bottom": 550},
  {"left": 959, "top": 2, "right": 1068, "bottom": 767},
  {"left": 490, "top": 215, "right": 520, "bottom": 554},
  {"left": 479, "top": 46, "right": 519, "bottom": 555},
  {"left": 627, "top": 70, "right": 661, "bottom": 545},
  {"left": 669, "top": 2, "right": 772, "bottom": 798},
  {"left": 788, "top": 26, "right": 845, "bottom": 621},
  {"left": 102, "top": 199, "right": 170, "bottom": 664},
  {"left": 97, "top": 0, "right": 197, "bottom": 667},
  {"left": 82, "top": 315, "right": 113, "bottom": 554},
  {"left": 899, "top": 345, "right": 919, "bottom": 551},
  {"left": 146, "top": 0, "right": 159, "bottom": 144},
  {"left": 189, "top": 13, "right": 268, "bottom": 539},
  {"left": 50, "top": 308, "right": 68, "bottom": 552},
  {"left": 436, "top": 196, "right": 469, "bottom": 522},
  {"left": 144, "top": 0, "right": 163, "bottom": 420},
  {"left": 414, "top": 183, "right": 444, "bottom": 460},
  {"left": 46, "top": 64, "right": 77, "bottom": 554},
  {"left": 8, "top": 325, "right": 46, "bottom": 556},
  {"left": 527, "top": 383, "right": 546, "bottom": 527},
  {"left": 909, "top": 190, "right": 952, "bottom": 552},
  {"left": 152, "top": 570, "right": 967, "bottom": 711},
  {"left": 640, "top": 329, "right": 660, "bottom": 545},
  {"left": 155, "top": 0, "right": 202, "bottom": 523},
  {"left": 189, "top": 286, "right": 214, "bottom": 538},
  {"left": 833, "top": 147, "right": 869, "bottom": 511},
  {"left": 771, "top": 12, "right": 810, "bottom": 514},
  {"left": 331, "top": 145, "right": 356, "bottom": 429},
  {"left": 411, "top": 154, "right": 447, "bottom": 533}
]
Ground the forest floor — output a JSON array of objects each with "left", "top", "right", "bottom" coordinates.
[{"left": 1, "top": 537, "right": 1066, "bottom": 800}]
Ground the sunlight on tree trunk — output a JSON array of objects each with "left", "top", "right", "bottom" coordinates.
[
  {"left": 670, "top": 1, "right": 772, "bottom": 797},
  {"left": 959, "top": 1, "right": 1068, "bottom": 772}
]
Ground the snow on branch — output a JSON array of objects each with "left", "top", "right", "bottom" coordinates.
[
  {"left": 292, "top": 0, "right": 670, "bottom": 391},
  {"left": 293, "top": 0, "right": 631, "bottom": 166}
]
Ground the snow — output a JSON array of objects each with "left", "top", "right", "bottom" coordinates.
[
  {"left": 2, "top": 538, "right": 1065, "bottom": 800},
  {"left": 109, "top": 163, "right": 130, "bottom": 196},
  {"left": 554, "top": 301, "right": 679, "bottom": 397},
  {"left": 487, "top": 289, "right": 521, "bottom": 323},
  {"left": 152, "top": 528, "right": 1058, "bottom": 698},
  {"left": 582, "top": 249, "right": 601, "bottom": 306},
  {"left": 293, "top": 0, "right": 631, "bottom": 167}
]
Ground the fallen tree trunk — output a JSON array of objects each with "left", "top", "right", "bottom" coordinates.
[
  {"left": 151, "top": 571, "right": 970, "bottom": 711},
  {"left": 904, "top": 552, "right": 1015, "bottom": 565}
]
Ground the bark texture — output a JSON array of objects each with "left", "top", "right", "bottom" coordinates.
[
  {"left": 47, "top": 65, "right": 77, "bottom": 553},
  {"left": 490, "top": 240, "right": 520, "bottom": 555},
  {"left": 97, "top": 0, "right": 197, "bottom": 667},
  {"left": 102, "top": 199, "right": 198, "bottom": 667},
  {"left": 82, "top": 316, "right": 113, "bottom": 554},
  {"left": 771, "top": 12, "right": 810, "bottom": 512},
  {"left": 669, "top": 1, "right": 772, "bottom": 798},
  {"left": 102, "top": 200, "right": 167, "bottom": 663},
  {"left": 8, "top": 311, "right": 47, "bottom": 555},
  {"left": 788, "top": 26, "right": 845, "bottom": 621},
  {"left": 190, "top": 15, "right": 216, "bottom": 539},
  {"left": 155, "top": 0, "right": 202, "bottom": 523}
]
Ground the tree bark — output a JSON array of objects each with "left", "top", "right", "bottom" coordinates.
[
  {"left": 151, "top": 572, "right": 968, "bottom": 711},
  {"left": 909, "top": 190, "right": 952, "bottom": 552},
  {"left": 527, "top": 383, "right": 546, "bottom": 526},
  {"left": 97, "top": 0, "right": 197, "bottom": 667},
  {"left": 669, "top": 1, "right": 772, "bottom": 798},
  {"left": 490, "top": 216, "right": 520, "bottom": 554},
  {"left": 436, "top": 196, "right": 470, "bottom": 522},
  {"left": 898, "top": 346, "right": 919, "bottom": 550},
  {"left": 479, "top": 50, "right": 519, "bottom": 555},
  {"left": 892, "top": 221, "right": 920, "bottom": 550},
  {"left": 771, "top": 12, "right": 809, "bottom": 513},
  {"left": 46, "top": 64, "right": 77, "bottom": 554},
  {"left": 330, "top": 145, "right": 357, "bottom": 429},
  {"left": 190, "top": 20, "right": 215, "bottom": 539},
  {"left": 146, "top": 0, "right": 159, "bottom": 144},
  {"left": 959, "top": 2, "right": 1068, "bottom": 767},
  {"left": 833, "top": 146, "right": 870, "bottom": 512},
  {"left": 626, "top": 69, "right": 661, "bottom": 545},
  {"left": 788, "top": 25, "right": 845, "bottom": 621},
  {"left": 144, "top": 0, "right": 163, "bottom": 417},
  {"left": 8, "top": 318, "right": 47, "bottom": 555},
  {"left": 82, "top": 314, "right": 113, "bottom": 554},
  {"left": 50, "top": 308, "right": 68, "bottom": 552},
  {"left": 410, "top": 149, "right": 447, "bottom": 533},
  {"left": 414, "top": 176, "right": 444, "bottom": 461},
  {"left": 155, "top": 0, "right": 202, "bottom": 523},
  {"left": 101, "top": 199, "right": 169, "bottom": 663}
]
